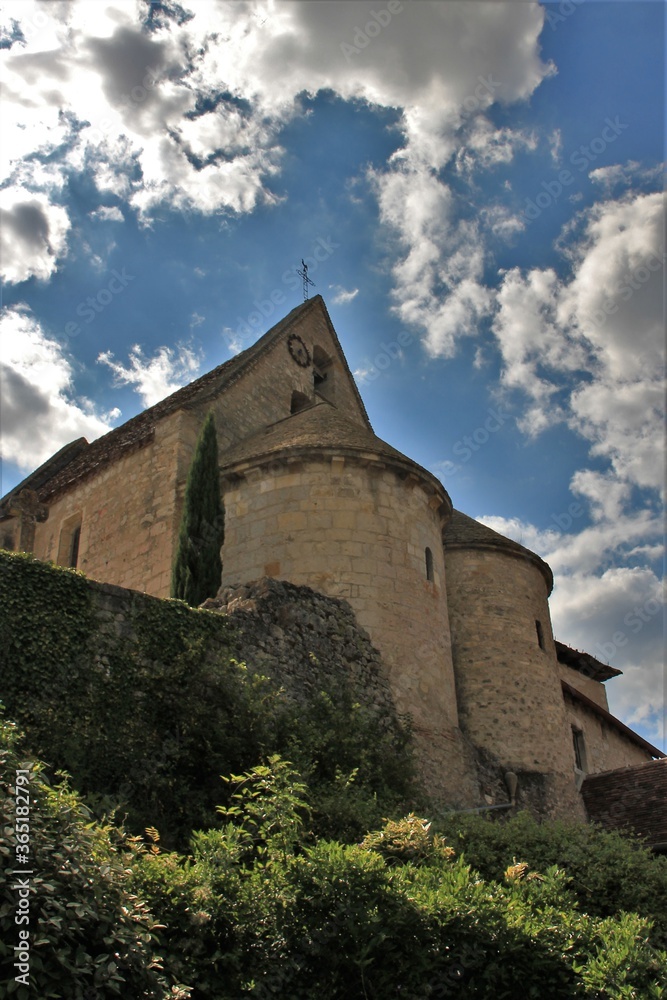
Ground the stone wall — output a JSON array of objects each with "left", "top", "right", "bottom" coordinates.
[
  {"left": 562, "top": 685, "right": 653, "bottom": 775},
  {"left": 74, "top": 573, "right": 402, "bottom": 741},
  {"left": 21, "top": 298, "right": 368, "bottom": 601},
  {"left": 219, "top": 455, "right": 480, "bottom": 807},
  {"left": 206, "top": 300, "right": 369, "bottom": 454},
  {"left": 558, "top": 663, "right": 610, "bottom": 710},
  {"left": 445, "top": 546, "right": 586, "bottom": 820},
  {"left": 32, "top": 409, "right": 196, "bottom": 597},
  {"left": 202, "top": 577, "right": 397, "bottom": 717}
]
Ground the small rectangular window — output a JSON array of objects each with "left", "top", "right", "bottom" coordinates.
[
  {"left": 535, "top": 619, "right": 545, "bottom": 650},
  {"left": 69, "top": 524, "right": 81, "bottom": 568},
  {"left": 572, "top": 727, "right": 587, "bottom": 772}
]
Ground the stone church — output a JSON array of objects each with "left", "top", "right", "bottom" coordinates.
[{"left": 2, "top": 296, "right": 664, "bottom": 832}]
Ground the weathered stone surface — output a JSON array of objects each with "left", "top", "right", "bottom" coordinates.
[
  {"left": 562, "top": 681, "right": 654, "bottom": 773},
  {"left": 2, "top": 295, "right": 659, "bottom": 823},
  {"left": 204, "top": 577, "right": 397, "bottom": 718},
  {"left": 445, "top": 543, "right": 587, "bottom": 820}
]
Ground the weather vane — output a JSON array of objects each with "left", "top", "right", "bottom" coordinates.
[{"left": 296, "top": 259, "right": 315, "bottom": 302}]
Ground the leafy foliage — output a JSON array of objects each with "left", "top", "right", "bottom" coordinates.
[
  {"left": 0, "top": 550, "right": 415, "bottom": 849},
  {"left": 0, "top": 714, "right": 189, "bottom": 999},
  {"left": 435, "top": 809, "right": 667, "bottom": 951},
  {"left": 131, "top": 775, "right": 667, "bottom": 1000},
  {"left": 360, "top": 812, "right": 455, "bottom": 866},
  {"left": 2, "top": 726, "right": 666, "bottom": 1000},
  {"left": 3, "top": 550, "right": 665, "bottom": 997},
  {"left": 217, "top": 755, "right": 312, "bottom": 864},
  {"left": 0, "top": 551, "right": 93, "bottom": 763},
  {"left": 171, "top": 411, "right": 224, "bottom": 606}
]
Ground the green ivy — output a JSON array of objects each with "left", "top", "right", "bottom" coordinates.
[
  {"left": 0, "top": 551, "right": 416, "bottom": 849},
  {"left": 0, "top": 551, "right": 94, "bottom": 760}
]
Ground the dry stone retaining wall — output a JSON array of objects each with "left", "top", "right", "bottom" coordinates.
[{"left": 203, "top": 576, "right": 397, "bottom": 719}]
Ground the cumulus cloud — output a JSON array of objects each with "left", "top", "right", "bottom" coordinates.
[
  {"left": 0, "top": 187, "right": 70, "bottom": 283},
  {"left": 91, "top": 205, "right": 124, "bottom": 222},
  {"left": 454, "top": 118, "right": 537, "bottom": 176},
  {"left": 330, "top": 285, "right": 359, "bottom": 306},
  {"left": 97, "top": 342, "right": 202, "bottom": 407},
  {"left": 0, "top": 306, "right": 114, "bottom": 468},
  {"left": 0, "top": 0, "right": 553, "bottom": 306},
  {"left": 492, "top": 190, "right": 665, "bottom": 496}
]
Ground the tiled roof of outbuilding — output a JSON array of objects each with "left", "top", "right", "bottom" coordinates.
[
  {"left": 581, "top": 758, "right": 667, "bottom": 849},
  {"left": 555, "top": 640, "right": 622, "bottom": 682},
  {"left": 443, "top": 508, "right": 553, "bottom": 592}
]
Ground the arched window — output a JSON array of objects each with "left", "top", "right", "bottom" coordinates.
[
  {"left": 57, "top": 513, "right": 82, "bottom": 568},
  {"left": 290, "top": 390, "right": 311, "bottom": 414},
  {"left": 425, "top": 546, "right": 434, "bottom": 582}
]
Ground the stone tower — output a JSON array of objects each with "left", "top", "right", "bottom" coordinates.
[
  {"left": 219, "top": 391, "right": 476, "bottom": 805},
  {"left": 2, "top": 294, "right": 661, "bottom": 819},
  {"left": 444, "top": 511, "right": 585, "bottom": 817}
]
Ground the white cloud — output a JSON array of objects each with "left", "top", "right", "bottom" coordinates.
[
  {"left": 0, "top": 0, "right": 553, "bottom": 313},
  {"left": 374, "top": 164, "right": 493, "bottom": 356},
  {"left": 97, "top": 342, "right": 202, "bottom": 407},
  {"left": 559, "top": 193, "right": 663, "bottom": 378},
  {"left": 455, "top": 118, "right": 537, "bottom": 176},
  {"left": 548, "top": 128, "right": 562, "bottom": 165},
  {"left": 0, "top": 187, "right": 70, "bottom": 284},
  {"left": 0, "top": 305, "right": 114, "bottom": 468},
  {"left": 330, "top": 285, "right": 359, "bottom": 306},
  {"left": 491, "top": 191, "right": 665, "bottom": 497},
  {"left": 570, "top": 469, "right": 630, "bottom": 524},
  {"left": 480, "top": 204, "right": 525, "bottom": 241},
  {"left": 91, "top": 205, "right": 124, "bottom": 222},
  {"left": 589, "top": 160, "right": 664, "bottom": 193}
]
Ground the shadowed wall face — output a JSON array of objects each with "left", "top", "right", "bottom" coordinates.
[
  {"left": 445, "top": 546, "right": 586, "bottom": 820},
  {"left": 220, "top": 454, "right": 479, "bottom": 806}
]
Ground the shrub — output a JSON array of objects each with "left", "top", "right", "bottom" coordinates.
[
  {"left": 435, "top": 810, "right": 667, "bottom": 949},
  {"left": 0, "top": 551, "right": 416, "bottom": 850},
  {"left": 0, "top": 712, "right": 189, "bottom": 1000}
]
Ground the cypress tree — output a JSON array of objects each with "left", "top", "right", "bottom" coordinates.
[{"left": 171, "top": 411, "right": 224, "bottom": 605}]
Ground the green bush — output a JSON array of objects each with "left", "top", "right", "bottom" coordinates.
[
  {"left": 435, "top": 810, "right": 667, "bottom": 950},
  {"left": 3, "top": 737, "right": 665, "bottom": 1000},
  {"left": 130, "top": 763, "right": 667, "bottom": 1000},
  {"left": 0, "top": 551, "right": 416, "bottom": 849},
  {"left": 0, "top": 713, "right": 189, "bottom": 999}
]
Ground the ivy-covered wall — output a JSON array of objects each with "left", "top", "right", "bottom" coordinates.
[{"left": 0, "top": 551, "right": 414, "bottom": 847}]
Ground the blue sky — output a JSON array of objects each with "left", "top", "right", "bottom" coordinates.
[{"left": 0, "top": 0, "right": 664, "bottom": 748}]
